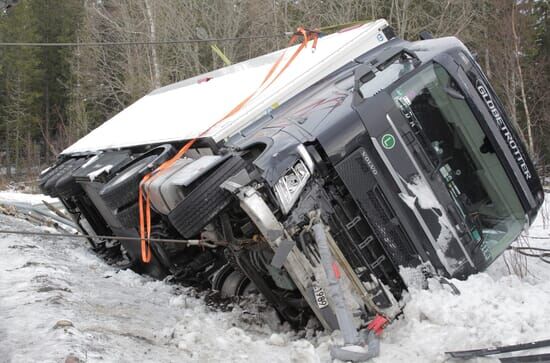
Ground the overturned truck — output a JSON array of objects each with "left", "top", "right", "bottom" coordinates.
[{"left": 39, "top": 20, "right": 543, "bottom": 337}]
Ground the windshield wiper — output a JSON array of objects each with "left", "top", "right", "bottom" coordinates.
[{"left": 443, "top": 85, "right": 465, "bottom": 100}]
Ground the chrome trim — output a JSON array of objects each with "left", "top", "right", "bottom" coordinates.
[
  {"left": 273, "top": 160, "right": 310, "bottom": 215},
  {"left": 297, "top": 143, "right": 315, "bottom": 173}
]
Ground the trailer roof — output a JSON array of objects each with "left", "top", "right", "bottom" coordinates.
[{"left": 62, "top": 19, "right": 390, "bottom": 155}]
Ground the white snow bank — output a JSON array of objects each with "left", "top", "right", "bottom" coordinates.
[
  {"left": 1, "top": 194, "right": 549, "bottom": 362},
  {"left": 0, "top": 214, "right": 316, "bottom": 362},
  {"left": 0, "top": 190, "right": 58, "bottom": 206},
  {"left": 378, "top": 197, "right": 550, "bottom": 363}
]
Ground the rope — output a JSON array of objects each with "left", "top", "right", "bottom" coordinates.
[
  {"left": 138, "top": 27, "right": 319, "bottom": 263},
  {"left": 0, "top": 229, "right": 221, "bottom": 248}
]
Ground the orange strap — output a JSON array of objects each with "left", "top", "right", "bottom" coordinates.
[{"left": 138, "top": 27, "right": 319, "bottom": 263}]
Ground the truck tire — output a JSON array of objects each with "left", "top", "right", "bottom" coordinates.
[
  {"left": 54, "top": 158, "right": 89, "bottom": 198},
  {"left": 38, "top": 160, "right": 63, "bottom": 192},
  {"left": 100, "top": 145, "right": 175, "bottom": 210},
  {"left": 220, "top": 270, "right": 255, "bottom": 298},
  {"left": 42, "top": 158, "right": 85, "bottom": 197},
  {"left": 212, "top": 264, "right": 235, "bottom": 291},
  {"left": 168, "top": 155, "right": 246, "bottom": 238}
]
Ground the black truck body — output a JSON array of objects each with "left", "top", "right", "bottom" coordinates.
[{"left": 39, "top": 26, "right": 543, "bottom": 332}]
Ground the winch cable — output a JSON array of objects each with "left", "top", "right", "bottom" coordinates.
[
  {"left": 508, "top": 246, "right": 550, "bottom": 264},
  {"left": 138, "top": 27, "right": 320, "bottom": 263},
  {"left": 0, "top": 229, "right": 221, "bottom": 248}
]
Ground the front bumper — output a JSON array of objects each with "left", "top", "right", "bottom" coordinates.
[{"left": 233, "top": 185, "right": 401, "bottom": 331}]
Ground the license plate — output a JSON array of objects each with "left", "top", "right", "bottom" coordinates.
[{"left": 313, "top": 286, "right": 329, "bottom": 309}]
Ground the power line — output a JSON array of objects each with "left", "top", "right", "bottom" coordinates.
[
  {"left": 0, "top": 20, "right": 370, "bottom": 48},
  {"left": 0, "top": 34, "right": 290, "bottom": 47}
]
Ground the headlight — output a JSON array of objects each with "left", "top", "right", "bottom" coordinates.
[{"left": 273, "top": 159, "right": 310, "bottom": 214}]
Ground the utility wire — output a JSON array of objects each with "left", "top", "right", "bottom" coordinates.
[
  {"left": 0, "top": 34, "right": 290, "bottom": 47},
  {"left": 0, "top": 19, "right": 372, "bottom": 48}
]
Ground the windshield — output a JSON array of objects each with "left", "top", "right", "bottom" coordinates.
[
  {"left": 359, "top": 52, "right": 416, "bottom": 98},
  {"left": 391, "top": 63, "right": 526, "bottom": 266}
]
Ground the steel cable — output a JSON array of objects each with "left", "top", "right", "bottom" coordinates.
[
  {"left": 508, "top": 246, "right": 550, "bottom": 264},
  {"left": 0, "top": 229, "right": 221, "bottom": 248}
]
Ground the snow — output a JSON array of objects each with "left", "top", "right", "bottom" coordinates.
[
  {"left": 401, "top": 175, "right": 455, "bottom": 252},
  {"left": 382, "top": 199, "right": 550, "bottom": 362},
  {"left": 62, "top": 20, "right": 390, "bottom": 155},
  {"left": 0, "top": 190, "right": 58, "bottom": 206},
  {"left": 80, "top": 154, "right": 101, "bottom": 169},
  {"left": 1, "top": 192, "right": 549, "bottom": 362},
  {"left": 0, "top": 215, "right": 308, "bottom": 362},
  {"left": 400, "top": 175, "right": 469, "bottom": 273},
  {"left": 87, "top": 165, "right": 112, "bottom": 181}
]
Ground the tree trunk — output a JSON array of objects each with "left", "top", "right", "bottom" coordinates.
[
  {"left": 144, "top": 0, "right": 161, "bottom": 89},
  {"left": 14, "top": 118, "right": 20, "bottom": 179},
  {"left": 483, "top": 0, "right": 491, "bottom": 78},
  {"left": 4, "top": 117, "right": 11, "bottom": 179},
  {"left": 511, "top": 4, "right": 534, "bottom": 156}
]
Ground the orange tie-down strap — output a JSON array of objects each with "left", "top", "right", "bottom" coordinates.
[{"left": 138, "top": 27, "right": 320, "bottom": 263}]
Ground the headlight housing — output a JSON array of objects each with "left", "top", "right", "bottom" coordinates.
[{"left": 273, "top": 159, "right": 310, "bottom": 214}]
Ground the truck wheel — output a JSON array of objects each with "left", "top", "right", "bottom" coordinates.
[
  {"left": 54, "top": 158, "right": 89, "bottom": 198},
  {"left": 100, "top": 145, "right": 175, "bottom": 210},
  {"left": 212, "top": 263, "right": 235, "bottom": 291},
  {"left": 42, "top": 158, "right": 85, "bottom": 197},
  {"left": 39, "top": 161, "right": 63, "bottom": 192},
  {"left": 220, "top": 270, "right": 252, "bottom": 298},
  {"left": 168, "top": 155, "right": 246, "bottom": 238}
]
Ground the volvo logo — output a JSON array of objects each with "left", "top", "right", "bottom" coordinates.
[
  {"left": 476, "top": 79, "right": 532, "bottom": 180},
  {"left": 361, "top": 150, "right": 378, "bottom": 175}
]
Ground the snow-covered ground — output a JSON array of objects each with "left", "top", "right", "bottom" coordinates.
[
  {"left": 0, "top": 190, "right": 57, "bottom": 206},
  {"left": 1, "top": 193, "right": 549, "bottom": 363}
]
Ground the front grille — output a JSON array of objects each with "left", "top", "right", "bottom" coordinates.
[
  {"left": 334, "top": 147, "right": 417, "bottom": 268},
  {"left": 326, "top": 188, "right": 404, "bottom": 296},
  {"left": 365, "top": 187, "right": 415, "bottom": 267}
]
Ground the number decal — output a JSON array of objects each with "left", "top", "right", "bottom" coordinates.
[{"left": 313, "top": 286, "right": 329, "bottom": 309}]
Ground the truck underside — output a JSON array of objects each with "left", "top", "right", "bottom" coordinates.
[{"left": 39, "top": 139, "right": 406, "bottom": 331}]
